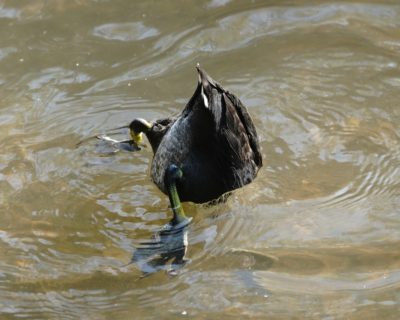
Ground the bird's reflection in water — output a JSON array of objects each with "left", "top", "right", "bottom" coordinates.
[
  {"left": 132, "top": 218, "right": 192, "bottom": 276},
  {"left": 131, "top": 164, "right": 192, "bottom": 276},
  {"left": 95, "top": 134, "right": 141, "bottom": 154},
  {"left": 76, "top": 131, "right": 141, "bottom": 155}
]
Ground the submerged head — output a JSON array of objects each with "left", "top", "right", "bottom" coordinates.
[{"left": 129, "top": 118, "right": 152, "bottom": 145}]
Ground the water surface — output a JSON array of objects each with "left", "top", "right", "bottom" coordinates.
[{"left": 1, "top": 0, "right": 400, "bottom": 319}]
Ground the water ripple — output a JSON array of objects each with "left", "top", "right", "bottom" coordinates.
[
  {"left": 93, "top": 22, "right": 160, "bottom": 42},
  {"left": 1, "top": 1, "right": 400, "bottom": 319}
]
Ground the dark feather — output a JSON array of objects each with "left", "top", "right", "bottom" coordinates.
[{"left": 139, "top": 65, "right": 262, "bottom": 203}]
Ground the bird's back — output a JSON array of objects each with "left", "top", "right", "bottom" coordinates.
[{"left": 150, "top": 66, "right": 262, "bottom": 203}]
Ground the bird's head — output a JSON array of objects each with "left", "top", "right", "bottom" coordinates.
[{"left": 128, "top": 118, "right": 152, "bottom": 145}]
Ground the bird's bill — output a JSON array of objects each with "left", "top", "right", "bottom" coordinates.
[{"left": 130, "top": 130, "right": 143, "bottom": 145}]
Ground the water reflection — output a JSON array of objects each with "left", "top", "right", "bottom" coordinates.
[
  {"left": 131, "top": 218, "right": 192, "bottom": 276},
  {"left": 83, "top": 134, "right": 140, "bottom": 155}
]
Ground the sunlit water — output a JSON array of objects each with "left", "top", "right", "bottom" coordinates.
[{"left": 1, "top": 1, "right": 400, "bottom": 319}]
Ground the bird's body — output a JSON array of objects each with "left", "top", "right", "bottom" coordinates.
[{"left": 131, "top": 65, "right": 262, "bottom": 204}]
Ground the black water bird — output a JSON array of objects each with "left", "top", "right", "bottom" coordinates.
[
  {"left": 131, "top": 164, "right": 192, "bottom": 275},
  {"left": 129, "top": 64, "right": 262, "bottom": 203}
]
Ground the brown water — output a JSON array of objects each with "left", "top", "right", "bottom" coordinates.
[{"left": 1, "top": 0, "right": 400, "bottom": 319}]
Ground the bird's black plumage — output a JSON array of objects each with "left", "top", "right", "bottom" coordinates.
[{"left": 131, "top": 64, "right": 262, "bottom": 204}]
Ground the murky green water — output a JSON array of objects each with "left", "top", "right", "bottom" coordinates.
[{"left": 1, "top": 0, "right": 400, "bottom": 319}]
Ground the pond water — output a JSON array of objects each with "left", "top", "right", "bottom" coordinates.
[{"left": 1, "top": 0, "right": 400, "bottom": 319}]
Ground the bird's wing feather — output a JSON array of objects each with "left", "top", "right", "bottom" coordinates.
[{"left": 223, "top": 91, "right": 263, "bottom": 167}]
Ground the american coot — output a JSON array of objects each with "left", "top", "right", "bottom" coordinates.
[{"left": 129, "top": 64, "right": 262, "bottom": 203}]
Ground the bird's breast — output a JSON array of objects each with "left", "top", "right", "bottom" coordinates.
[{"left": 150, "top": 116, "right": 194, "bottom": 191}]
